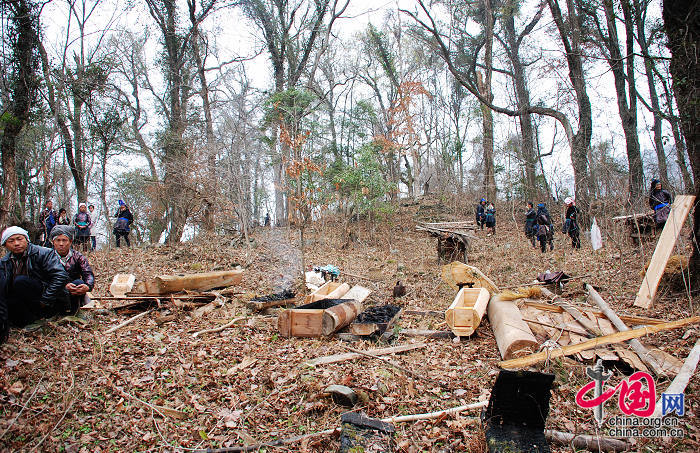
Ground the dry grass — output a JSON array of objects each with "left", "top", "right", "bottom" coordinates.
[{"left": 0, "top": 198, "right": 698, "bottom": 452}]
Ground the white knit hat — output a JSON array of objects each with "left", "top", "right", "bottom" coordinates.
[
  {"left": 564, "top": 197, "right": 574, "bottom": 205},
  {"left": 1, "top": 226, "right": 30, "bottom": 246}
]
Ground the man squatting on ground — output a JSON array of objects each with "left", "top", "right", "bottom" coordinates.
[
  {"left": 50, "top": 225, "right": 94, "bottom": 313},
  {"left": 0, "top": 226, "right": 90, "bottom": 344}
]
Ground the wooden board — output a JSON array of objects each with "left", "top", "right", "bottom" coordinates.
[
  {"left": 522, "top": 300, "right": 666, "bottom": 326},
  {"left": 445, "top": 287, "right": 490, "bottom": 336},
  {"left": 597, "top": 317, "right": 647, "bottom": 372},
  {"left": 130, "top": 269, "right": 243, "bottom": 295},
  {"left": 305, "top": 343, "right": 427, "bottom": 367},
  {"left": 304, "top": 281, "right": 350, "bottom": 304},
  {"left": 109, "top": 274, "right": 136, "bottom": 297},
  {"left": 487, "top": 294, "right": 538, "bottom": 360},
  {"left": 499, "top": 316, "right": 700, "bottom": 369},
  {"left": 634, "top": 195, "right": 695, "bottom": 308}
]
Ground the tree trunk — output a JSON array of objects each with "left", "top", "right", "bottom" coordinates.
[
  {"left": 633, "top": 0, "right": 668, "bottom": 186},
  {"left": 502, "top": 1, "right": 539, "bottom": 200},
  {"left": 478, "top": 0, "right": 496, "bottom": 202},
  {"left": 0, "top": 0, "right": 40, "bottom": 228},
  {"left": 547, "top": 0, "right": 592, "bottom": 214},
  {"left": 662, "top": 0, "right": 700, "bottom": 282}
]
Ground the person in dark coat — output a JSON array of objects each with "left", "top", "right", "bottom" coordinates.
[
  {"left": 114, "top": 200, "right": 134, "bottom": 247},
  {"left": 475, "top": 199, "right": 487, "bottom": 230},
  {"left": 535, "top": 203, "right": 554, "bottom": 253},
  {"left": 56, "top": 208, "right": 71, "bottom": 226},
  {"left": 50, "top": 225, "right": 94, "bottom": 313},
  {"left": 563, "top": 197, "right": 581, "bottom": 249},
  {"left": 485, "top": 202, "right": 496, "bottom": 235},
  {"left": 524, "top": 202, "right": 537, "bottom": 248},
  {"left": 0, "top": 227, "right": 69, "bottom": 343},
  {"left": 38, "top": 200, "right": 56, "bottom": 246},
  {"left": 648, "top": 179, "right": 673, "bottom": 227},
  {"left": 73, "top": 203, "right": 92, "bottom": 249}
]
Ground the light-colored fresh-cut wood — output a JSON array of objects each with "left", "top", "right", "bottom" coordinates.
[
  {"left": 445, "top": 287, "right": 490, "bottom": 336},
  {"left": 109, "top": 274, "right": 136, "bottom": 297},
  {"left": 305, "top": 343, "right": 427, "bottom": 367},
  {"left": 130, "top": 269, "right": 243, "bottom": 295},
  {"left": 488, "top": 294, "right": 539, "bottom": 360},
  {"left": 540, "top": 286, "right": 602, "bottom": 336},
  {"left": 597, "top": 317, "right": 648, "bottom": 372},
  {"left": 586, "top": 283, "right": 666, "bottom": 375},
  {"left": 499, "top": 316, "right": 700, "bottom": 369},
  {"left": 340, "top": 285, "right": 371, "bottom": 303},
  {"left": 652, "top": 340, "right": 700, "bottom": 417},
  {"left": 584, "top": 312, "right": 617, "bottom": 361},
  {"left": 304, "top": 281, "right": 350, "bottom": 303},
  {"left": 522, "top": 300, "right": 666, "bottom": 326},
  {"left": 440, "top": 262, "right": 499, "bottom": 292},
  {"left": 634, "top": 195, "right": 696, "bottom": 308}
]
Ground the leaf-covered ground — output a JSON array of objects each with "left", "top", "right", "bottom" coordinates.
[{"left": 1, "top": 199, "right": 698, "bottom": 452}]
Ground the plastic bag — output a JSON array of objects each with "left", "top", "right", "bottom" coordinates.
[{"left": 590, "top": 217, "right": 603, "bottom": 251}]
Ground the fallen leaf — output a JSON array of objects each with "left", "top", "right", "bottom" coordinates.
[{"left": 8, "top": 381, "right": 24, "bottom": 395}]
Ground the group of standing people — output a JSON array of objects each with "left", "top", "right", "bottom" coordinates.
[
  {"left": 475, "top": 199, "right": 496, "bottom": 236},
  {"left": 39, "top": 201, "right": 96, "bottom": 250},
  {"left": 38, "top": 199, "right": 134, "bottom": 249},
  {"left": 524, "top": 198, "right": 580, "bottom": 252}
]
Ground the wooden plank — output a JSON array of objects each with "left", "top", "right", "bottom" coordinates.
[
  {"left": 634, "top": 195, "right": 695, "bottom": 308},
  {"left": 540, "top": 286, "right": 602, "bottom": 336},
  {"left": 522, "top": 300, "right": 666, "bottom": 326},
  {"left": 499, "top": 316, "right": 700, "bottom": 369},
  {"left": 488, "top": 294, "right": 539, "bottom": 360},
  {"left": 305, "top": 343, "right": 427, "bottom": 367},
  {"left": 585, "top": 312, "right": 617, "bottom": 361},
  {"left": 109, "top": 274, "right": 136, "bottom": 297},
  {"left": 586, "top": 283, "right": 666, "bottom": 375},
  {"left": 651, "top": 340, "right": 700, "bottom": 417},
  {"left": 597, "top": 317, "right": 648, "bottom": 372},
  {"left": 304, "top": 281, "right": 350, "bottom": 304}
]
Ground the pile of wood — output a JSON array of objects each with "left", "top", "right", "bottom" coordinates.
[
  {"left": 416, "top": 221, "right": 475, "bottom": 263},
  {"left": 91, "top": 269, "right": 244, "bottom": 311}
]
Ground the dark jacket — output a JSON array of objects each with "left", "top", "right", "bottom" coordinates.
[
  {"left": 0, "top": 243, "right": 69, "bottom": 308},
  {"left": 564, "top": 205, "right": 580, "bottom": 233},
  {"left": 39, "top": 209, "right": 56, "bottom": 234},
  {"left": 536, "top": 206, "right": 552, "bottom": 226},
  {"left": 476, "top": 203, "right": 486, "bottom": 222},
  {"left": 114, "top": 207, "right": 134, "bottom": 233},
  {"left": 59, "top": 250, "right": 94, "bottom": 290},
  {"left": 525, "top": 208, "right": 537, "bottom": 233},
  {"left": 649, "top": 189, "right": 672, "bottom": 211},
  {"left": 73, "top": 212, "right": 92, "bottom": 237}
]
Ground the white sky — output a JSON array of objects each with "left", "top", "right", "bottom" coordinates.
[{"left": 39, "top": 0, "right": 679, "bottom": 205}]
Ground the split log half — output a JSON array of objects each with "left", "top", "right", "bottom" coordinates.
[{"left": 488, "top": 294, "right": 538, "bottom": 360}]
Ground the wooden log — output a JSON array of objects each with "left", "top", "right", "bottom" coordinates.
[
  {"left": 130, "top": 269, "right": 243, "bottom": 295},
  {"left": 546, "top": 430, "right": 630, "bottom": 452},
  {"left": 109, "top": 274, "right": 135, "bottom": 297},
  {"left": 445, "top": 287, "right": 490, "bottom": 336},
  {"left": 634, "top": 194, "right": 695, "bottom": 308},
  {"left": 398, "top": 329, "right": 454, "bottom": 339},
  {"left": 305, "top": 343, "right": 427, "bottom": 367},
  {"left": 246, "top": 298, "right": 295, "bottom": 311},
  {"left": 321, "top": 286, "right": 371, "bottom": 336},
  {"left": 499, "top": 316, "right": 700, "bottom": 369},
  {"left": 522, "top": 300, "right": 666, "bottom": 326},
  {"left": 585, "top": 284, "right": 666, "bottom": 376},
  {"left": 652, "top": 339, "right": 700, "bottom": 417},
  {"left": 488, "top": 294, "right": 539, "bottom": 360},
  {"left": 104, "top": 310, "right": 153, "bottom": 334}
]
